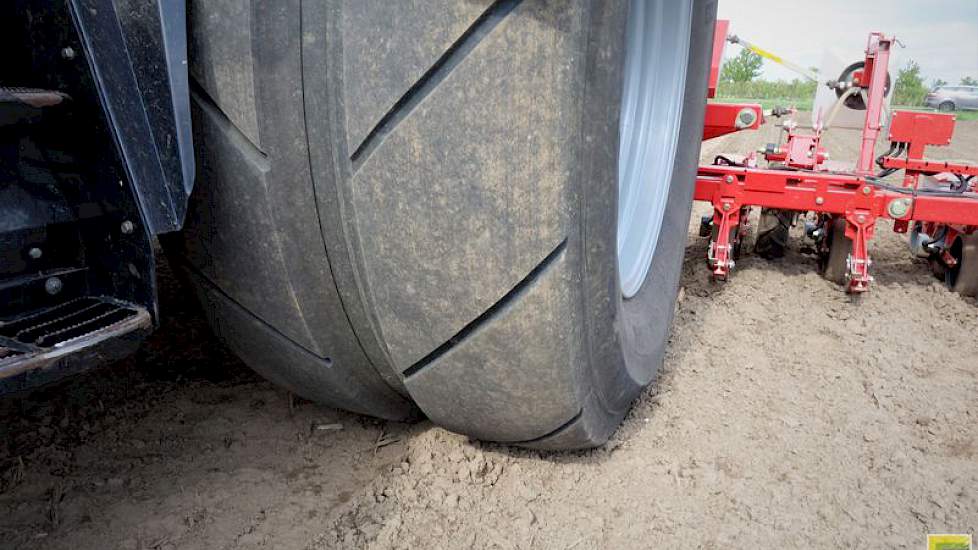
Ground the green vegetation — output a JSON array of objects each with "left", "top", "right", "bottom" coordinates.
[
  {"left": 719, "top": 49, "right": 764, "bottom": 83},
  {"left": 711, "top": 96, "right": 811, "bottom": 111},
  {"left": 893, "top": 60, "right": 927, "bottom": 106},
  {"left": 713, "top": 55, "right": 978, "bottom": 119},
  {"left": 893, "top": 106, "right": 978, "bottom": 121},
  {"left": 710, "top": 97, "right": 978, "bottom": 121},
  {"left": 715, "top": 79, "right": 816, "bottom": 109},
  {"left": 711, "top": 97, "right": 978, "bottom": 121}
]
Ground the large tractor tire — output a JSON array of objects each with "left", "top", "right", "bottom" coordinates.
[{"left": 168, "top": 0, "right": 716, "bottom": 449}]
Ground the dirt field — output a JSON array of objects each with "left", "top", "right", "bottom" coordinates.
[{"left": 2, "top": 114, "right": 977, "bottom": 550}]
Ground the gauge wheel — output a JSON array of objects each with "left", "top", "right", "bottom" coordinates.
[
  {"left": 754, "top": 208, "right": 792, "bottom": 259},
  {"left": 946, "top": 233, "right": 978, "bottom": 296},
  {"left": 821, "top": 217, "right": 852, "bottom": 285}
]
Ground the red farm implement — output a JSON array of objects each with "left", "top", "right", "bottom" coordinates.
[{"left": 697, "top": 22, "right": 978, "bottom": 295}]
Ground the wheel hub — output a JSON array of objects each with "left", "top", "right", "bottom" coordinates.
[{"left": 616, "top": 0, "right": 693, "bottom": 298}]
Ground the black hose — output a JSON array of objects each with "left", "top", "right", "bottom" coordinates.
[
  {"left": 875, "top": 142, "right": 898, "bottom": 168},
  {"left": 713, "top": 155, "right": 744, "bottom": 167},
  {"left": 865, "top": 176, "right": 978, "bottom": 198},
  {"left": 951, "top": 174, "right": 973, "bottom": 193}
]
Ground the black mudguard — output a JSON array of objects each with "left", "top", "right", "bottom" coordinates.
[{"left": 68, "top": 0, "right": 194, "bottom": 234}]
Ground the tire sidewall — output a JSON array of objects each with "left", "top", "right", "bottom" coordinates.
[{"left": 580, "top": 0, "right": 716, "bottom": 416}]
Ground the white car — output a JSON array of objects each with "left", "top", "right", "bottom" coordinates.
[{"left": 925, "top": 85, "right": 978, "bottom": 111}]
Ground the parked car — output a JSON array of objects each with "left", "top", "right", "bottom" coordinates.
[{"left": 925, "top": 85, "right": 978, "bottom": 111}]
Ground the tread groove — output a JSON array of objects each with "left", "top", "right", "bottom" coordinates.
[
  {"left": 403, "top": 238, "right": 566, "bottom": 379},
  {"left": 515, "top": 407, "right": 583, "bottom": 445},
  {"left": 189, "top": 77, "right": 270, "bottom": 170},
  {"left": 348, "top": 0, "right": 522, "bottom": 171},
  {"left": 173, "top": 256, "right": 333, "bottom": 365}
]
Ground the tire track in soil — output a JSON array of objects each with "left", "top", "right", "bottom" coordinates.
[{"left": 0, "top": 116, "right": 975, "bottom": 550}]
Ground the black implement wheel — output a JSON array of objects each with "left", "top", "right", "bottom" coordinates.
[
  {"left": 947, "top": 233, "right": 978, "bottom": 296},
  {"left": 169, "top": 0, "right": 716, "bottom": 449},
  {"left": 754, "top": 208, "right": 792, "bottom": 259},
  {"left": 821, "top": 217, "right": 852, "bottom": 285},
  {"left": 835, "top": 61, "right": 891, "bottom": 110}
]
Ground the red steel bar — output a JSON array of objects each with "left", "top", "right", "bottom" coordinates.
[
  {"left": 856, "top": 33, "right": 892, "bottom": 173},
  {"left": 695, "top": 166, "right": 978, "bottom": 226}
]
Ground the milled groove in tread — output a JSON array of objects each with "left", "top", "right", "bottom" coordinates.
[
  {"left": 348, "top": 0, "right": 523, "bottom": 171},
  {"left": 297, "top": 0, "right": 407, "bottom": 398},
  {"left": 172, "top": 256, "right": 333, "bottom": 366},
  {"left": 515, "top": 407, "right": 583, "bottom": 445},
  {"left": 402, "top": 239, "right": 567, "bottom": 379},
  {"left": 188, "top": 77, "right": 270, "bottom": 169}
]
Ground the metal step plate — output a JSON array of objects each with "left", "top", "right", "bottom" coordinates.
[{"left": 0, "top": 297, "right": 151, "bottom": 393}]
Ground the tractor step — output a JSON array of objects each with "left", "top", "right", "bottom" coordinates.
[
  {"left": 0, "top": 297, "right": 151, "bottom": 393},
  {"left": 0, "top": 86, "right": 70, "bottom": 127}
]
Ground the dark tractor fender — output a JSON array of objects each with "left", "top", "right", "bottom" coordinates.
[{"left": 68, "top": 0, "right": 194, "bottom": 234}]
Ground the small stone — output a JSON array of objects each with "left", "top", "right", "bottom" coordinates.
[{"left": 314, "top": 423, "right": 343, "bottom": 431}]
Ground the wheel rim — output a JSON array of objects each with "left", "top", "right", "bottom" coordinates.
[{"left": 616, "top": 0, "right": 693, "bottom": 299}]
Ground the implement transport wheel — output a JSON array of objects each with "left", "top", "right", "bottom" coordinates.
[
  {"left": 946, "top": 233, "right": 978, "bottom": 296},
  {"left": 835, "top": 61, "right": 891, "bottom": 111},
  {"left": 821, "top": 217, "right": 852, "bottom": 285},
  {"left": 754, "top": 208, "right": 792, "bottom": 259},
  {"left": 168, "top": 0, "right": 716, "bottom": 449}
]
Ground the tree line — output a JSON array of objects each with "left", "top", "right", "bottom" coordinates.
[{"left": 718, "top": 49, "right": 976, "bottom": 107}]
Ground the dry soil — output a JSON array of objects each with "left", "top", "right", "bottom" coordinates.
[{"left": 1, "top": 114, "right": 976, "bottom": 550}]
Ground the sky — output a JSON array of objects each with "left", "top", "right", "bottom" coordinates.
[{"left": 717, "top": 0, "right": 978, "bottom": 85}]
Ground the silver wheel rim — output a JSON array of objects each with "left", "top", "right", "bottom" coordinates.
[{"left": 617, "top": 0, "right": 693, "bottom": 299}]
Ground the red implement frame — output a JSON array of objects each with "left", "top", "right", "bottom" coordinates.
[{"left": 696, "top": 23, "right": 978, "bottom": 293}]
